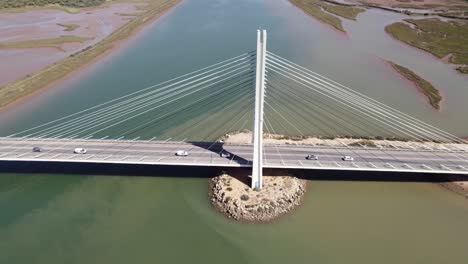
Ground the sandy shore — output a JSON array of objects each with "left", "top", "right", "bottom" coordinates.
[{"left": 222, "top": 131, "right": 468, "bottom": 150}]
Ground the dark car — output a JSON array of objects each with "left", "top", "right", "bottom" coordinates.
[
  {"left": 305, "top": 154, "right": 318, "bottom": 160},
  {"left": 32, "top": 147, "right": 43, "bottom": 152}
]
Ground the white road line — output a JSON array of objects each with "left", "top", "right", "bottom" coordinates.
[
  {"left": 440, "top": 165, "right": 451, "bottom": 171},
  {"left": 421, "top": 164, "right": 432, "bottom": 170},
  {"left": 85, "top": 154, "right": 96, "bottom": 160},
  {"left": 403, "top": 163, "right": 414, "bottom": 170}
]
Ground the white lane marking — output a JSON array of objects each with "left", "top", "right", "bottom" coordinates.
[
  {"left": 440, "top": 165, "right": 451, "bottom": 171},
  {"left": 85, "top": 154, "right": 96, "bottom": 160},
  {"left": 15, "top": 153, "right": 30, "bottom": 158},
  {"left": 274, "top": 144, "right": 285, "bottom": 165},
  {"left": 421, "top": 164, "right": 432, "bottom": 170},
  {"left": 50, "top": 154, "right": 61, "bottom": 159},
  {"left": 403, "top": 163, "right": 414, "bottom": 170}
]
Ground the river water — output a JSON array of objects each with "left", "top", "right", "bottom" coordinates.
[{"left": 1, "top": 0, "right": 468, "bottom": 263}]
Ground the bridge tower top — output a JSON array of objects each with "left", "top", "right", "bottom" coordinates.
[{"left": 252, "top": 29, "right": 267, "bottom": 190}]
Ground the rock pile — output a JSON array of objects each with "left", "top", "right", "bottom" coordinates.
[{"left": 209, "top": 172, "right": 307, "bottom": 222}]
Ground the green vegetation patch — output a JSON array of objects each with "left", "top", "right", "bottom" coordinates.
[
  {"left": 289, "top": 0, "right": 366, "bottom": 32},
  {"left": 290, "top": 0, "right": 345, "bottom": 32},
  {"left": 316, "top": 1, "right": 366, "bottom": 20},
  {"left": 456, "top": 66, "right": 468, "bottom": 74},
  {"left": 0, "top": 36, "right": 93, "bottom": 51},
  {"left": 57, "top": 23, "right": 80, "bottom": 31},
  {"left": 385, "top": 18, "right": 468, "bottom": 66},
  {"left": 0, "top": 0, "right": 105, "bottom": 9},
  {"left": 388, "top": 61, "right": 442, "bottom": 110},
  {"left": 349, "top": 140, "right": 377, "bottom": 147},
  {"left": 391, "top": 3, "right": 443, "bottom": 9}
]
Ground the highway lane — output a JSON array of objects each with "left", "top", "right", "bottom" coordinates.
[
  {"left": 1, "top": 138, "right": 468, "bottom": 174},
  {"left": 1, "top": 140, "right": 467, "bottom": 162},
  {"left": 1, "top": 143, "right": 467, "bottom": 164}
]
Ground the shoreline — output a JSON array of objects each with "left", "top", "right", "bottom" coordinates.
[
  {"left": 438, "top": 181, "right": 468, "bottom": 199},
  {"left": 384, "top": 20, "right": 468, "bottom": 74},
  {"left": 0, "top": 0, "right": 182, "bottom": 112},
  {"left": 288, "top": 0, "right": 349, "bottom": 34},
  {"left": 386, "top": 60, "right": 442, "bottom": 111}
]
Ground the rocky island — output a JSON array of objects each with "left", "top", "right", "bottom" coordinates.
[{"left": 210, "top": 169, "right": 307, "bottom": 222}]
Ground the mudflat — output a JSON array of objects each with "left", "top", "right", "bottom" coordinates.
[{"left": 0, "top": 3, "right": 144, "bottom": 86}]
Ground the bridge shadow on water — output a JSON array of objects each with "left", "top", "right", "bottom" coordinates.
[
  {"left": 0, "top": 161, "right": 467, "bottom": 183},
  {"left": 0, "top": 161, "right": 222, "bottom": 178},
  {"left": 294, "top": 169, "right": 468, "bottom": 183}
]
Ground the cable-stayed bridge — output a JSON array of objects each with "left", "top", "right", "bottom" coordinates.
[{"left": 1, "top": 30, "right": 468, "bottom": 189}]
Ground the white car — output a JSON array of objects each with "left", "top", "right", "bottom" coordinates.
[
  {"left": 175, "top": 150, "right": 189, "bottom": 156},
  {"left": 342, "top": 156, "right": 354, "bottom": 161},
  {"left": 220, "top": 152, "right": 231, "bottom": 158},
  {"left": 73, "top": 148, "right": 87, "bottom": 154}
]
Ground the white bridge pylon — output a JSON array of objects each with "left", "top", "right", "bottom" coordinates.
[{"left": 252, "top": 29, "right": 267, "bottom": 190}]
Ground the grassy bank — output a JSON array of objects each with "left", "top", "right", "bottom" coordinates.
[
  {"left": 385, "top": 18, "right": 468, "bottom": 73},
  {"left": 57, "top": 23, "right": 80, "bottom": 31},
  {"left": 289, "top": 0, "right": 365, "bottom": 33},
  {"left": 0, "top": 36, "right": 92, "bottom": 51},
  {"left": 316, "top": 0, "right": 365, "bottom": 21},
  {"left": 456, "top": 66, "right": 468, "bottom": 74},
  {"left": 388, "top": 61, "right": 442, "bottom": 110},
  {"left": 0, "top": 0, "right": 180, "bottom": 110},
  {"left": 0, "top": 0, "right": 106, "bottom": 13},
  {"left": 0, "top": 0, "right": 105, "bottom": 9}
]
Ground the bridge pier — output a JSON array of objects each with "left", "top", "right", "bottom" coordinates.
[{"left": 251, "top": 29, "right": 267, "bottom": 190}]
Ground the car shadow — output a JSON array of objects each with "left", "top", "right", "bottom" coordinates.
[{"left": 188, "top": 141, "right": 251, "bottom": 166}]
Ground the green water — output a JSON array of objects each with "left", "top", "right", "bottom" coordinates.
[
  {"left": 1, "top": 174, "right": 467, "bottom": 263},
  {"left": 1, "top": 0, "right": 468, "bottom": 263}
]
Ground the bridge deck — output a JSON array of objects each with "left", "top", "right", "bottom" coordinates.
[{"left": 1, "top": 138, "right": 468, "bottom": 174}]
